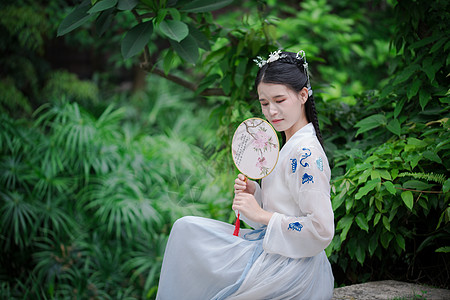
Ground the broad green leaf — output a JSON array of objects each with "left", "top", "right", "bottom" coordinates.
[
  {"left": 336, "top": 215, "right": 353, "bottom": 242},
  {"left": 403, "top": 180, "right": 434, "bottom": 191},
  {"left": 355, "top": 244, "right": 366, "bottom": 265},
  {"left": 423, "top": 150, "right": 442, "bottom": 164},
  {"left": 423, "top": 57, "right": 442, "bottom": 82},
  {"left": 355, "top": 213, "right": 369, "bottom": 232},
  {"left": 188, "top": 25, "right": 210, "bottom": 50},
  {"left": 170, "top": 35, "right": 199, "bottom": 64},
  {"left": 95, "top": 7, "right": 115, "bottom": 37},
  {"left": 394, "top": 98, "right": 406, "bottom": 118},
  {"left": 117, "top": 0, "right": 138, "bottom": 10},
  {"left": 386, "top": 118, "right": 401, "bottom": 136},
  {"left": 382, "top": 215, "right": 390, "bottom": 231},
  {"left": 380, "top": 231, "right": 393, "bottom": 249},
  {"left": 436, "top": 247, "right": 450, "bottom": 253},
  {"left": 393, "top": 64, "right": 419, "bottom": 85},
  {"left": 374, "top": 213, "right": 381, "bottom": 226},
  {"left": 396, "top": 234, "right": 406, "bottom": 251},
  {"left": 57, "top": 0, "right": 92, "bottom": 36},
  {"left": 401, "top": 191, "right": 414, "bottom": 210},
  {"left": 163, "top": 50, "right": 175, "bottom": 75},
  {"left": 407, "top": 78, "right": 421, "bottom": 99},
  {"left": 88, "top": 0, "right": 118, "bottom": 13},
  {"left": 355, "top": 178, "right": 380, "bottom": 200},
  {"left": 121, "top": 21, "right": 153, "bottom": 59},
  {"left": 378, "top": 170, "right": 392, "bottom": 180},
  {"left": 383, "top": 181, "right": 396, "bottom": 195},
  {"left": 159, "top": 20, "right": 189, "bottom": 43},
  {"left": 181, "top": 0, "right": 233, "bottom": 13},
  {"left": 368, "top": 233, "right": 378, "bottom": 256},
  {"left": 443, "top": 179, "right": 450, "bottom": 193},
  {"left": 419, "top": 89, "right": 431, "bottom": 110},
  {"left": 355, "top": 114, "right": 386, "bottom": 136}
]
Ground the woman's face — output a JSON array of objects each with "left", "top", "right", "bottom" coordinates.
[{"left": 257, "top": 82, "right": 309, "bottom": 141}]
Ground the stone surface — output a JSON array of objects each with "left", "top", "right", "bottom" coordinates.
[{"left": 332, "top": 280, "right": 450, "bottom": 300}]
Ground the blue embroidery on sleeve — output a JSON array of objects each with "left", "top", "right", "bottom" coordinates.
[
  {"left": 299, "top": 148, "right": 311, "bottom": 167},
  {"left": 316, "top": 157, "right": 323, "bottom": 171},
  {"left": 290, "top": 158, "right": 297, "bottom": 173},
  {"left": 288, "top": 222, "right": 303, "bottom": 232},
  {"left": 302, "top": 173, "right": 314, "bottom": 184}
]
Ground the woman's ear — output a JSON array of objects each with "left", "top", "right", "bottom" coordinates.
[{"left": 298, "top": 87, "right": 309, "bottom": 104}]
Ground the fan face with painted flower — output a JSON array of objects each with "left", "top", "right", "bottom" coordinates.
[{"left": 231, "top": 118, "right": 279, "bottom": 180}]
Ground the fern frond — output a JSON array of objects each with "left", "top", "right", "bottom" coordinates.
[{"left": 398, "top": 172, "right": 447, "bottom": 185}]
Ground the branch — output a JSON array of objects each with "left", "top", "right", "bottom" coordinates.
[{"left": 140, "top": 62, "right": 226, "bottom": 96}]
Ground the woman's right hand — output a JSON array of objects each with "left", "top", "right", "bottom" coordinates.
[{"left": 234, "top": 173, "right": 256, "bottom": 195}]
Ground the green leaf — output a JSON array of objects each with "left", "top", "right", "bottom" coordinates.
[
  {"left": 121, "top": 21, "right": 153, "bottom": 59},
  {"left": 336, "top": 215, "right": 353, "bottom": 242},
  {"left": 163, "top": 50, "right": 175, "bottom": 75},
  {"left": 436, "top": 246, "right": 450, "bottom": 253},
  {"left": 88, "top": 0, "right": 118, "bottom": 13},
  {"left": 407, "top": 78, "right": 421, "bottom": 99},
  {"left": 57, "top": 1, "right": 92, "bottom": 36},
  {"left": 95, "top": 7, "right": 115, "bottom": 37},
  {"left": 422, "top": 57, "right": 443, "bottom": 82},
  {"left": 368, "top": 233, "right": 378, "bottom": 256},
  {"left": 355, "top": 244, "right": 366, "bottom": 265},
  {"left": 188, "top": 25, "right": 210, "bottom": 51},
  {"left": 355, "top": 213, "right": 369, "bottom": 232},
  {"left": 117, "top": 0, "right": 138, "bottom": 10},
  {"left": 383, "top": 181, "right": 396, "bottom": 195},
  {"left": 401, "top": 191, "right": 414, "bottom": 210},
  {"left": 443, "top": 179, "right": 450, "bottom": 193},
  {"left": 423, "top": 150, "right": 442, "bottom": 164},
  {"left": 355, "top": 114, "right": 386, "bottom": 136},
  {"left": 393, "top": 64, "right": 419, "bottom": 85},
  {"left": 396, "top": 234, "right": 406, "bottom": 251},
  {"left": 386, "top": 118, "right": 401, "bottom": 136},
  {"left": 380, "top": 231, "right": 393, "bottom": 249},
  {"left": 170, "top": 35, "right": 199, "bottom": 64},
  {"left": 355, "top": 178, "right": 380, "bottom": 200},
  {"left": 159, "top": 20, "right": 189, "bottom": 43},
  {"left": 181, "top": 0, "right": 233, "bottom": 13},
  {"left": 374, "top": 213, "right": 381, "bottom": 226},
  {"left": 403, "top": 180, "right": 434, "bottom": 190},
  {"left": 419, "top": 89, "right": 431, "bottom": 110},
  {"left": 382, "top": 215, "right": 390, "bottom": 231}
]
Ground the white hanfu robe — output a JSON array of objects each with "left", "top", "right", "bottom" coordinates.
[{"left": 157, "top": 123, "right": 334, "bottom": 300}]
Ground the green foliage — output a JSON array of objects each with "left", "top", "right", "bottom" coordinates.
[
  {"left": 0, "top": 77, "right": 232, "bottom": 298},
  {"left": 326, "top": 0, "right": 449, "bottom": 286}
]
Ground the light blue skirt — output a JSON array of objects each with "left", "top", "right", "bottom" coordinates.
[{"left": 157, "top": 216, "right": 334, "bottom": 300}]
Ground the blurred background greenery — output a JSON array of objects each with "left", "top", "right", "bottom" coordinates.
[{"left": 0, "top": 0, "right": 448, "bottom": 298}]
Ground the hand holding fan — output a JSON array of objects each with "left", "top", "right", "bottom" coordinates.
[{"left": 231, "top": 118, "right": 280, "bottom": 236}]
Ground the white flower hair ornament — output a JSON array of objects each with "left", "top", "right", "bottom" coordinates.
[{"left": 254, "top": 49, "right": 313, "bottom": 96}]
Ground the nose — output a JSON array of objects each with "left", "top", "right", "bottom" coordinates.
[{"left": 269, "top": 104, "right": 279, "bottom": 116}]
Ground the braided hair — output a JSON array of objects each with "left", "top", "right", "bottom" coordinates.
[{"left": 254, "top": 51, "right": 325, "bottom": 150}]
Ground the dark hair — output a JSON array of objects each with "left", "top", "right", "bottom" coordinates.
[{"left": 254, "top": 51, "right": 324, "bottom": 149}]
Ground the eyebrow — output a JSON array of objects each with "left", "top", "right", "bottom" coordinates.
[{"left": 258, "top": 95, "right": 285, "bottom": 101}]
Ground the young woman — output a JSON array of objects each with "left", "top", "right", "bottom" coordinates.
[{"left": 156, "top": 50, "right": 334, "bottom": 300}]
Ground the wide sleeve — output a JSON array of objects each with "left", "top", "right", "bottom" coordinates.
[
  {"left": 239, "top": 180, "right": 264, "bottom": 229},
  {"left": 263, "top": 144, "right": 334, "bottom": 258}
]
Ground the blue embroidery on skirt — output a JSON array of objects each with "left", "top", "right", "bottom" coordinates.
[
  {"left": 288, "top": 222, "right": 303, "bottom": 232},
  {"left": 299, "top": 148, "right": 311, "bottom": 167},
  {"left": 302, "top": 173, "right": 314, "bottom": 184},
  {"left": 316, "top": 157, "right": 323, "bottom": 171},
  {"left": 290, "top": 158, "right": 297, "bottom": 173}
]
